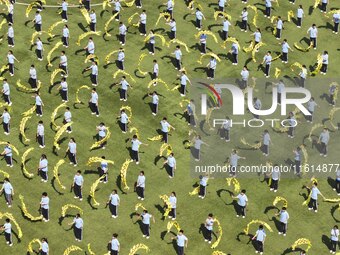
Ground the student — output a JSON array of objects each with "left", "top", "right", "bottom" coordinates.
[
  {"left": 329, "top": 84, "right": 337, "bottom": 106},
  {"left": 96, "top": 122, "right": 107, "bottom": 149},
  {"left": 7, "top": 23, "right": 14, "bottom": 48},
  {"left": 89, "top": 10, "right": 96, "bottom": 32},
  {"left": 262, "top": 129, "right": 272, "bottom": 156},
  {"left": 59, "top": 51, "right": 68, "bottom": 76},
  {"left": 207, "top": 56, "right": 217, "bottom": 80},
  {"left": 118, "top": 22, "right": 127, "bottom": 46},
  {"left": 40, "top": 238, "right": 49, "bottom": 255},
  {"left": 148, "top": 91, "right": 159, "bottom": 115},
  {"left": 230, "top": 150, "right": 246, "bottom": 177},
  {"left": 269, "top": 165, "right": 280, "bottom": 192},
  {"left": 333, "top": 12, "right": 340, "bottom": 34},
  {"left": 330, "top": 225, "right": 339, "bottom": 254},
  {"left": 199, "top": 32, "right": 207, "bottom": 54},
  {"left": 265, "top": 0, "right": 273, "bottom": 18},
  {"left": 306, "top": 97, "right": 318, "bottom": 123},
  {"left": 136, "top": 0, "right": 142, "bottom": 8},
  {"left": 1, "top": 142, "right": 13, "bottom": 167},
  {"left": 160, "top": 117, "right": 175, "bottom": 143},
  {"left": 318, "top": 128, "right": 330, "bottom": 157},
  {"left": 36, "top": 121, "right": 45, "bottom": 148},
  {"left": 152, "top": 59, "right": 160, "bottom": 86},
  {"left": 273, "top": 80, "right": 285, "bottom": 105},
  {"left": 275, "top": 16, "right": 283, "bottom": 39},
  {"left": 308, "top": 182, "right": 325, "bottom": 212},
  {"left": 334, "top": 170, "right": 340, "bottom": 195},
  {"left": 240, "top": 66, "right": 249, "bottom": 89},
  {"left": 69, "top": 214, "right": 83, "bottom": 241},
  {"left": 296, "top": 5, "right": 304, "bottom": 28},
  {"left": 299, "top": 65, "right": 307, "bottom": 87},
  {"left": 139, "top": 10, "right": 147, "bottom": 36},
  {"left": 204, "top": 213, "right": 214, "bottom": 244},
  {"left": 168, "top": 192, "right": 177, "bottom": 219},
  {"left": 63, "top": 107, "right": 72, "bottom": 133},
  {"left": 1, "top": 108, "right": 10, "bottom": 135},
  {"left": 7, "top": 2, "right": 14, "bottom": 24},
  {"left": 281, "top": 39, "right": 293, "bottom": 64},
  {"left": 67, "top": 138, "right": 77, "bottom": 166},
  {"left": 138, "top": 210, "right": 155, "bottom": 239},
  {"left": 229, "top": 40, "right": 239, "bottom": 65},
  {"left": 166, "top": 0, "right": 174, "bottom": 18},
  {"left": 261, "top": 51, "right": 272, "bottom": 78},
  {"left": 251, "top": 225, "right": 266, "bottom": 254},
  {"left": 40, "top": 192, "right": 49, "bottom": 222},
  {"left": 293, "top": 147, "right": 302, "bottom": 176},
  {"left": 148, "top": 31, "right": 156, "bottom": 55},
  {"left": 307, "top": 24, "right": 318, "bottom": 50},
  {"left": 320, "top": 0, "right": 328, "bottom": 13},
  {"left": 113, "top": 0, "right": 122, "bottom": 20},
  {"left": 61, "top": 0, "right": 68, "bottom": 21},
  {"left": 253, "top": 97, "right": 262, "bottom": 119},
  {"left": 82, "top": 0, "right": 91, "bottom": 11},
  {"left": 198, "top": 174, "right": 209, "bottom": 199},
  {"left": 136, "top": 171, "right": 146, "bottom": 200},
  {"left": 287, "top": 112, "right": 296, "bottom": 138},
  {"left": 72, "top": 170, "right": 84, "bottom": 201},
  {"left": 85, "top": 61, "right": 98, "bottom": 86},
  {"left": 117, "top": 48, "right": 125, "bottom": 70},
  {"left": 276, "top": 207, "right": 289, "bottom": 236},
  {"left": 232, "top": 189, "right": 248, "bottom": 218},
  {"left": 195, "top": 8, "right": 205, "bottom": 30},
  {"left": 1, "top": 218, "right": 12, "bottom": 246},
  {"left": 220, "top": 117, "right": 231, "bottom": 141},
  {"left": 119, "top": 109, "right": 129, "bottom": 133},
  {"left": 320, "top": 51, "right": 328, "bottom": 75},
  {"left": 192, "top": 135, "right": 208, "bottom": 161},
  {"left": 7, "top": 50, "right": 19, "bottom": 77},
  {"left": 38, "top": 154, "right": 48, "bottom": 182},
  {"left": 253, "top": 28, "right": 262, "bottom": 47},
  {"left": 107, "top": 190, "right": 120, "bottom": 218},
  {"left": 33, "top": 92, "right": 44, "bottom": 117},
  {"left": 164, "top": 153, "right": 176, "bottom": 178},
  {"left": 62, "top": 25, "right": 69, "bottom": 48},
  {"left": 218, "top": 0, "right": 226, "bottom": 11},
  {"left": 168, "top": 18, "right": 177, "bottom": 39},
  {"left": 29, "top": 65, "right": 38, "bottom": 88},
  {"left": 222, "top": 17, "right": 231, "bottom": 40},
  {"left": 131, "top": 135, "right": 146, "bottom": 164},
  {"left": 84, "top": 37, "right": 95, "bottom": 55},
  {"left": 179, "top": 71, "right": 191, "bottom": 96},
  {"left": 33, "top": 11, "right": 42, "bottom": 32},
  {"left": 172, "top": 230, "right": 188, "bottom": 255},
  {"left": 109, "top": 233, "right": 120, "bottom": 255},
  {"left": 240, "top": 7, "right": 248, "bottom": 32},
  {"left": 2, "top": 79, "right": 11, "bottom": 106},
  {"left": 89, "top": 88, "right": 99, "bottom": 117},
  {"left": 172, "top": 45, "right": 182, "bottom": 70},
  {"left": 0, "top": 178, "right": 14, "bottom": 207},
  {"left": 186, "top": 99, "right": 196, "bottom": 127},
  {"left": 119, "top": 76, "right": 130, "bottom": 101},
  {"left": 100, "top": 156, "right": 109, "bottom": 183},
  {"left": 59, "top": 77, "right": 68, "bottom": 102}
]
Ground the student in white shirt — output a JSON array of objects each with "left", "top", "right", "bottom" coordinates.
[
  {"left": 149, "top": 91, "right": 159, "bottom": 115},
  {"left": 61, "top": 0, "right": 68, "bottom": 21},
  {"left": 204, "top": 213, "right": 214, "bottom": 243},
  {"left": 69, "top": 214, "right": 83, "bottom": 241},
  {"left": 179, "top": 71, "right": 191, "bottom": 96},
  {"left": 63, "top": 107, "right": 72, "bottom": 133},
  {"left": 0, "top": 178, "right": 14, "bottom": 207},
  {"left": 29, "top": 64, "right": 38, "bottom": 88},
  {"left": 107, "top": 189, "right": 120, "bottom": 218},
  {"left": 296, "top": 5, "right": 304, "bottom": 28},
  {"left": 276, "top": 207, "right": 289, "bottom": 236},
  {"left": 85, "top": 61, "right": 98, "bottom": 86},
  {"left": 62, "top": 24, "right": 70, "bottom": 47},
  {"left": 39, "top": 238, "right": 49, "bottom": 255},
  {"left": 308, "top": 182, "right": 325, "bottom": 212},
  {"left": 72, "top": 170, "right": 84, "bottom": 201},
  {"left": 207, "top": 56, "right": 217, "bottom": 80},
  {"left": 172, "top": 230, "right": 188, "bottom": 255},
  {"left": 89, "top": 9, "right": 96, "bottom": 31},
  {"left": 7, "top": 50, "right": 19, "bottom": 77},
  {"left": 89, "top": 88, "right": 99, "bottom": 116},
  {"left": 82, "top": 0, "right": 90, "bottom": 11},
  {"left": 36, "top": 37, "right": 44, "bottom": 60},
  {"left": 330, "top": 225, "right": 339, "bottom": 254},
  {"left": 59, "top": 51, "right": 68, "bottom": 76},
  {"left": 139, "top": 10, "right": 147, "bottom": 36},
  {"left": 172, "top": 45, "right": 182, "bottom": 70},
  {"left": 66, "top": 138, "right": 77, "bottom": 166},
  {"left": 195, "top": 7, "right": 205, "bottom": 30},
  {"left": 160, "top": 117, "right": 175, "bottom": 143},
  {"left": 7, "top": 2, "right": 14, "bottom": 24},
  {"left": 118, "top": 22, "right": 127, "bottom": 46},
  {"left": 166, "top": 0, "right": 174, "bottom": 18},
  {"left": 240, "top": 7, "right": 248, "bottom": 32},
  {"left": 222, "top": 17, "right": 231, "bottom": 40},
  {"left": 2, "top": 79, "right": 11, "bottom": 106},
  {"left": 307, "top": 24, "right": 318, "bottom": 49},
  {"left": 131, "top": 135, "right": 148, "bottom": 164},
  {"left": 168, "top": 18, "right": 177, "bottom": 39},
  {"left": 164, "top": 153, "right": 176, "bottom": 178},
  {"left": 58, "top": 77, "right": 68, "bottom": 102},
  {"left": 320, "top": 50, "right": 329, "bottom": 75},
  {"left": 299, "top": 65, "right": 307, "bottom": 87},
  {"left": 113, "top": 0, "right": 122, "bottom": 20},
  {"left": 33, "top": 11, "right": 42, "bottom": 32},
  {"left": 109, "top": 233, "right": 120, "bottom": 255},
  {"left": 33, "top": 91, "right": 44, "bottom": 117},
  {"left": 138, "top": 209, "right": 155, "bottom": 238},
  {"left": 252, "top": 225, "right": 266, "bottom": 254},
  {"left": 232, "top": 189, "right": 248, "bottom": 218},
  {"left": 152, "top": 59, "right": 159, "bottom": 81},
  {"left": 7, "top": 23, "right": 14, "bottom": 47},
  {"left": 117, "top": 48, "right": 125, "bottom": 70},
  {"left": 148, "top": 30, "right": 156, "bottom": 55},
  {"left": 136, "top": 171, "right": 146, "bottom": 199},
  {"left": 333, "top": 13, "right": 340, "bottom": 34},
  {"left": 2, "top": 218, "right": 12, "bottom": 246},
  {"left": 119, "top": 109, "right": 129, "bottom": 133},
  {"left": 261, "top": 51, "right": 272, "bottom": 78},
  {"left": 36, "top": 120, "right": 45, "bottom": 148},
  {"left": 38, "top": 154, "right": 48, "bottom": 182},
  {"left": 240, "top": 66, "right": 249, "bottom": 89},
  {"left": 275, "top": 16, "right": 283, "bottom": 39},
  {"left": 83, "top": 37, "right": 95, "bottom": 55},
  {"left": 168, "top": 191, "right": 177, "bottom": 219},
  {"left": 320, "top": 0, "right": 328, "bottom": 13},
  {"left": 40, "top": 192, "right": 50, "bottom": 222},
  {"left": 1, "top": 108, "right": 11, "bottom": 135},
  {"left": 96, "top": 122, "right": 107, "bottom": 149}
]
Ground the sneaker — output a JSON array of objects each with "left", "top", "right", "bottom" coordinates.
[
  {"left": 283, "top": 234, "right": 286, "bottom": 236},
  {"left": 242, "top": 216, "right": 245, "bottom": 218},
  {"left": 205, "top": 239, "right": 208, "bottom": 242},
  {"left": 141, "top": 198, "right": 144, "bottom": 201},
  {"left": 274, "top": 190, "right": 277, "bottom": 193},
  {"left": 314, "top": 210, "right": 318, "bottom": 213},
  {"left": 74, "top": 196, "right": 79, "bottom": 199},
  {"left": 308, "top": 207, "right": 313, "bottom": 210},
  {"left": 146, "top": 236, "right": 150, "bottom": 239},
  {"left": 278, "top": 232, "right": 282, "bottom": 235},
  {"left": 208, "top": 241, "right": 211, "bottom": 244},
  {"left": 9, "top": 243, "right": 13, "bottom": 247},
  {"left": 270, "top": 188, "right": 274, "bottom": 191},
  {"left": 79, "top": 198, "right": 83, "bottom": 201},
  {"left": 143, "top": 235, "right": 146, "bottom": 237}
]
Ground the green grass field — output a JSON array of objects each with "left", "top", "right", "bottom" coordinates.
[{"left": 0, "top": 0, "right": 340, "bottom": 254}]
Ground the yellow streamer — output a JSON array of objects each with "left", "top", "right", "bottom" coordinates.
[
  {"left": 61, "top": 204, "right": 83, "bottom": 217},
  {"left": 160, "top": 194, "right": 172, "bottom": 217},
  {"left": 274, "top": 68, "right": 281, "bottom": 78},
  {"left": 20, "top": 116, "right": 32, "bottom": 143},
  {"left": 167, "top": 39, "right": 190, "bottom": 53},
  {"left": 167, "top": 221, "right": 181, "bottom": 233},
  {"left": 197, "top": 53, "right": 221, "bottom": 64},
  {"left": 128, "top": 244, "right": 149, "bottom": 255},
  {"left": 47, "top": 21, "right": 64, "bottom": 38},
  {"left": 155, "top": 12, "right": 171, "bottom": 27},
  {"left": 195, "top": 30, "right": 218, "bottom": 44},
  {"left": 54, "top": 122, "right": 73, "bottom": 150},
  {"left": 329, "top": 107, "right": 340, "bottom": 130},
  {"left": 113, "top": 70, "right": 136, "bottom": 83},
  {"left": 63, "top": 245, "right": 83, "bottom": 255},
  {"left": 51, "top": 102, "right": 67, "bottom": 130},
  {"left": 90, "top": 127, "right": 111, "bottom": 149},
  {"left": 128, "top": 12, "right": 140, "bottom": 27},
  {"left": 50, "top": 69, "right": 66, "bottom": 85},
  {"left": 75, "top": 85, "right": 91, "bottom": 104},
  {"left": 291, "top": 238, "right": 312, "bottom": 252},
  {"left": 104, "top": 12, "right": 120, "bottom": 37},
  {"left": 287, "top": 10, "right": 294, "bottom": 22},
  {"left": 226, "top": 178, "right": 241, "bottom": 194},
  {"left": 105, "top": 50, "right": 120, "bottom": 64},
  {"left": 0, "top": 141, "right": 19, "bottom": 155},
  {"left": 120, "top": 159, "right": 133, "bottom": 190},
  {"left": 0, "top": 169, "right": 10, "bottom": 178},
  {"left": 80, "top": 7, "right": 91, "bottom": 24},
  {"left": 243, "top": 220, "right": 273, "bottom": 235},
  {"left": 0, "top": 212, "right": 23, "bottom": 238},
  {"left": 53, "top": 159, "right": 66, "bottom": 190},
  {"left": 273, "top": 196, "right": 288, "bottom": 208},
  {"left": 19, "top": 194, "right": 43, "bottom": 221},
  {"left": 293, "top": 42, "right": 313, "bottom": 52},
  {"left": 76, "top": 31, "right": 101, "bottom": 46},
  {"left": 86, "top": 157, "right": 114, "bottom": 166},
  {"left": 147, "top": 78, "right": 170, "bottom": 90},
  {"left": 240, "top": 137, "right": 262, "bottom": 149},
  {"left": 27, "top": 239, "right": 42, "bottom": 253},
  {"left": 252, "top": 42, "right": 266, "bottom": 62},
  {"left": 89, "top": 176, "right": 105, "bottom": 206},
  {"left": 211, "top": 218, "right": 222, "bottom": 249},
  {"left": 213, "top": 11, "right": 231, "bottom": 21},
  {"left": 21, "top": 148, "right": 34, "bottom": 178},
  {"left": 47, "top": 41, "right": 63, "bottom": 67},
  {"left": 137, "top": 53, "right": 148, "bottom": 76},
  {"left": 135, "top": 203, "right": 147, "bottom": 211}
]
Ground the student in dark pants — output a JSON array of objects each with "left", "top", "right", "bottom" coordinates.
[
  {"left": 40, "top": 192, "right": 49, "bottom": 222},
  {"left": 36, "top": 121, "right": 45, "bottom": 148},
  {"left": 108, "top": 233, "right": 120, "bottom": 255},
  {"left": 198, "top": 174, "right": 209, "bottom": 199},
  {"left": 276, "top": 207, "right": 289, "bottom": 236},
  {"left": 89, "top": 88, "right": 99, "bottom": 117},
  {"left": 252, "top": 225, "right": 266, "bottom": 254},
  {"left": 107, "top": 190, "right": 120, "bottom": 218},
  {"left": 330, "top": 225, "right": 339, "bottom": 254},
  {"left": 307, "top": 182, "right": 325, "bottom": 212},
  {"left": 232, "top": 189, "right": 248, "bottom": 218},
  {"left": 69, "top": 214, "right": 83, "bottom": 241},
  {"left": 39, "top": 238, "right": 49, "bottom": 255},
  {"left": 2, "top": 218, "right": 12, "bottom": 246},
  {"left": 72, "top": 170, "right": 84, "bottom": 201},
  {"left": 204, "top": 213, "right": 214, "bottom": 244},
  {"left": 67, "top": 138, "right": 77, "bottom": 166},
  {"left": 1, "top": 142, "right": 13, "bottom": 167},
  {"left": 269, "top": 165, "right": 280, "bottom": 192},
  {"left": 38, "top": 154, "right": 48, "bottom": 182},
  {"left": 138, "top": 210, "right": 155, "bottom": 239},
  {"left": 136, "top": 171, "right": 145, "bottom": 200},
  {"left": 1, "top": 108, "right": 11, "bottom": 135},
  {"left": 293, "top": 147, "right": 302, "bottom": 176},
  {"left": 171, "top": 230, "right": 188, "bottom": 255}
]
